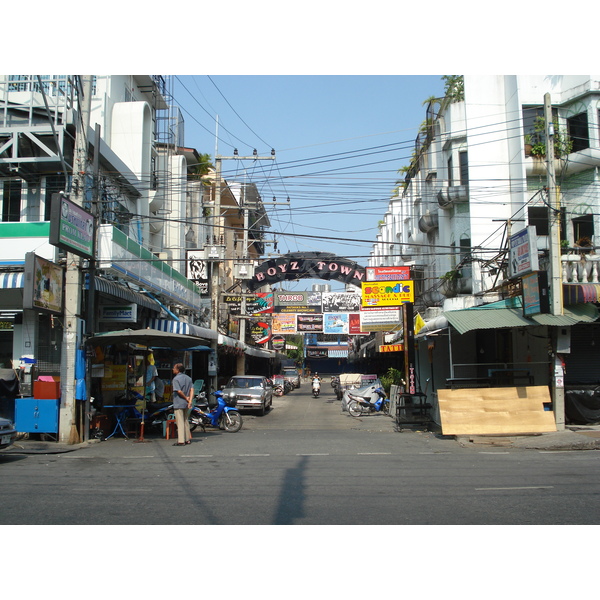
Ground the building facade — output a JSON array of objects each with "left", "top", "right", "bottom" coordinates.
[{"left": 370, "top": 75, "right": 600, "bottom": 427}]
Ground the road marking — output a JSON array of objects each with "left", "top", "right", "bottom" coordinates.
[
  {"left": 478, "top": 451, "right": 511, "bottom": 454},
  {"left": 475, "top": 486, "right": 554, "bottom": 491},
  {"left": 182, "top": 455, "right": 213, "bottom": 458},
  {"left": 239, "top": 453, "right": 270, "bottom": 457},
  {"left": 296, "top": 453, "right": 329, "bottom": 456},
  {"left": 357, "top": 452, "right": 392, "bottom": 455}
]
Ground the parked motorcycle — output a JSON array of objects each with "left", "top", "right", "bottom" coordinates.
[
  {"left": 190, "top": 390, "right": 243, "bottom": 433},
  {"left": 312, "top": 378, "right": 321, "bottom": 397},
  {"left": 330, "top": 375, "right": 340, "bottom": 390},
  {"left": 347, "top": 386, "right": 389, "bottom": 417}
]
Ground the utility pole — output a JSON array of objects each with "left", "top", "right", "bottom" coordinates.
[
  {"left": 544, "top": 92, "right": 565, "bottom": 430},
  {"left": 210, "top": 152, "right": 275, "bottom": 385},
  {"left": 59, "top": 75, "right": 93, "bottom": 443}
]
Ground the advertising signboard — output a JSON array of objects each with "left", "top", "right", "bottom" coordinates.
[
  {"left": 522, "top": 271, "right": 550, "bottom": 316},
  {"left": 323, "top": 313, "right": 349, "bottom": 334},
  {"left": 186, "top": 250, "right": 210, "bottom": 296},
  {"left": 509, "top": 226, "right": 539, "bottom": 278},
  {"left": 272, "top": 314, "right": 297, "bottom": 335},
  {"left": 297, "top": 314, "right": 323, "bottom": 332},
  {"left": 49, "top": 193, "right": 94, "bottom": 259},
  {"left": 366, "top": 266, "right": 411, "bottom": 281},
  {"left": 361, "top": 281, "right": 414, "bottom": 307},
  {"left": 359, "top": 307, "right": 401, "bottom": 332},
  {"left": 23, "top": 252, "right": 64, "bottom": 314},
  {"left": 322, "top": 292, "right": 361, "bottom": 312}
]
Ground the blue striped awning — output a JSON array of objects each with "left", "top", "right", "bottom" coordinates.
[
  {"left": 145, "top": 318, "right": 217, "bottom": 341},
  {"left": 328, "top": 349, "right": 349, "bottom": 358},
  {"left": 0, "top": 272, "right": 24, "bottom": 289}
]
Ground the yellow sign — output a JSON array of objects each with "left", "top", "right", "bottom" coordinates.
[
  {"left": 361, "top": 281, "right": 414, "bottom": 307},
  {"left": 379, "top": 344, "right": 404, "bottom": 352}
]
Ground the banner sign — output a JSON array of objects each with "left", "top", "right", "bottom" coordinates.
[
  {"left": 366, "top": 266, "right": 411, "bottom": 281},
  {"left": 271, "top": 336, "right": 286, "bottom": 350},
  {"left": 297, "top": 314, "right": 323, "bottom": 332},
  {"left": 522, "top": 271, "right": 550, "bottom": 316},
  {"left": 247, "top": 252, "right": 366, "bottom": 291},
  {"left": 306, "top": 348, "right": 328, "bottom": 359},
  {"left": 272, "top": 314, "right": 297, "bottom": 335},
  {"left": 49, "top": 193, "right": 94, "bottom": 259},
  {"left": 274, "top": 290, "right": 321, "bottom": 313},
  {"left": 186, "top": 250, "right": 210, "bottom": 296},
  {"left": 349, "top": 313, "right": 362, "bottom": 335},
  {"left": 246, "top": 292, "right": 274, "bottom": 315},
  {"left": 361, "top": 280, "right": 414, "bottom": 307},
  {"left": 509, "top": 226, "right": 539, "bottom": 278},
  {"left": 379, "top": 344, "right": 404, "bottom": 352},
  {"left": 23, "top": 252, "right": 64, "bottom": 314},
  {"left": 323, "top": 313, "right": 349, "bottom": 334},
  {"left": 359, "top": 308, "right": 401, "bottom": 332},
  {"left": 322, "top": 292, "right": 361, "bottom": 312},
  {"left": 250, "top": 321, "right": 271, "bottom": 344}
]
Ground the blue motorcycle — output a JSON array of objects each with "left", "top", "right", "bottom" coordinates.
[
  {"left": 190, "top": 390, "right": 243, "bottom": 433},
  {"left": 347, "top": 387, "right": 389, "bottom": 417}
]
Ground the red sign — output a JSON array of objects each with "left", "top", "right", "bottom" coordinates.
[{"left": 366, "top": 266, "right": 411, "bottom": 281}]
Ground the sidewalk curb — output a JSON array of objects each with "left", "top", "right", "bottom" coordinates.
[{"left": 4, "top": 438, "right": 101, "bottom": 455}]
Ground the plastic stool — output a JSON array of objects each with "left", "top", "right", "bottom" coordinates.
[{"left": 164, "top": 414, "right": 177, "bottom": 439}]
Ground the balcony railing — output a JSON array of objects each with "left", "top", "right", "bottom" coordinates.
[{"left": 561, "top": 253, "right": 600, "bottom": 283}]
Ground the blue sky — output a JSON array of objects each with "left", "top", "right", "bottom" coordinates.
[{"left": 172, "top": 75, "right": 446, "bottom": 288}]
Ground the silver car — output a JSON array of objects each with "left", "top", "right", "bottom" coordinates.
[
  {"left": 0, "top": 416, "right": 17, "bottom": 450},
  {"left": 282, "top": 368, "right": 301, "bottom": 388},
  {"left": 223, "top": 376, "right": 273, "bottom": 415}
]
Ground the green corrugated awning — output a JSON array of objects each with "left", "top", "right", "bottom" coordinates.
[{"left": 445, "top": 301, "right": 598, "bottom": 335}]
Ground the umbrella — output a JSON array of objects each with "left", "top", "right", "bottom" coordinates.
[
  {"left": 87, "top": 328, "right": 210, "bottom": 440},
  {"left": 87, "top": 328, "right": 209, "bottom": 350}
]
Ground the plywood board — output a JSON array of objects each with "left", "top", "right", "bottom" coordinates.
[{"left": 438, "top": 386, "right": 557, "bottom": 436}]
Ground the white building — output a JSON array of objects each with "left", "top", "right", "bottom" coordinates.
[
  {"left": 371, "top": 75, "right": 600, "bottom": 427},
  {"left": 0, "top": 75, "right": 214, "bottom": 440}
]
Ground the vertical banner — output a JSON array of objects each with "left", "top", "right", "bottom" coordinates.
[{"left": 403, "top": 303, "right": 416, "bottom": 395}]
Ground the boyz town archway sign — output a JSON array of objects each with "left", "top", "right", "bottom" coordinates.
[{"left": 246, "top": 252, "right": 366, "bottom": 292}]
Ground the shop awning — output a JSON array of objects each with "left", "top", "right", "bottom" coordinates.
[
  {"left": 0, "top": 272, "right": 23, "bottom": 289},
  {"left": 563, "top": 283, "right": 600, "bottom": 304},
  {"left": 445, "top": 301, "right": 598, "bottom": 335},
  {"left": 95, "top": 277, "right": 161, "bottom": 312},
  {"left": 146, "top": 318, "right": 217, "bottom": 341}
]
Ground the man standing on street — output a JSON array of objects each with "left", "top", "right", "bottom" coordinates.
[{"left": 172, "top": 363, "right": 194, "bottom": 446}]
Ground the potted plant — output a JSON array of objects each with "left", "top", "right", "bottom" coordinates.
[{"left": 440, "top": 269, "right": 463, "bottom": 297}]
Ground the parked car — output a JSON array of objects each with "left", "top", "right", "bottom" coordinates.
[
  {"left": 282, "top": 368, "right": 301, "bottom": 388},
  {"left": 0, "top": 416, "right": 17, "bottom": 450},
  {"left": 222, "top": 375, "right": 273, "bottom": 415}
]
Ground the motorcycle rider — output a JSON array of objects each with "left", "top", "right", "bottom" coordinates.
[{"left": 312, "top": 373, "right": 321, "bottom": 396}]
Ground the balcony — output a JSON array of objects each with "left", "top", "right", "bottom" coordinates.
[
  {"left": 437, "top": 183, "right": 469, "bottom": 209},
  {"left": 418, "top": 211, "right": 439, "bottom": 233},
  {"left": 561, "top": 253, "right": 600, "bottom": 283}
]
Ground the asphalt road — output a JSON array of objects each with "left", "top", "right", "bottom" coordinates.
[{"left": 2, "top": 382, "right": 600, "bottom": 525}]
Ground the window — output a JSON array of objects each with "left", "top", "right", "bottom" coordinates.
[
  {"left": 459, "top": 151, "right": 469, "bottom": 186},
  {"left": 567, "top": 112, "right": 589, "bottom": 152},
  {"left": 528, "top": 206, "right": 567, "bottom": 242},
  {"left": 572, "top": 214, "right": 594, "bottom": 243},
  {"left": 529, "top": 206, "right": 549, "bottom": 236},
  {"left": 447, "top": 155, "right": 453, "bottom": 187},
  {"left": 44, "top": 174, "right": 66, "bottom": 221},
  {"left": 2, "top": 180, "right": 21, "bottom": 222}
]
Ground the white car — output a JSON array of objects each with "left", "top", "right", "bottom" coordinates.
[{"left": 0, "top": 416, "right": 17, "bottom": 450}]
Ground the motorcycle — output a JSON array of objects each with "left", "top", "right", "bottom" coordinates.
[
  {"left": 312, "top": 378, "right": 321, "bottom": 398},
  {"left": 347, "top": 386, "right": 389, "bottom": 417},
  {"left": 190, "top": 390, "right": 243, "bottom": 433},
  {"left": 330, "top": 375, "right": 340, "bottom": 390}
]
